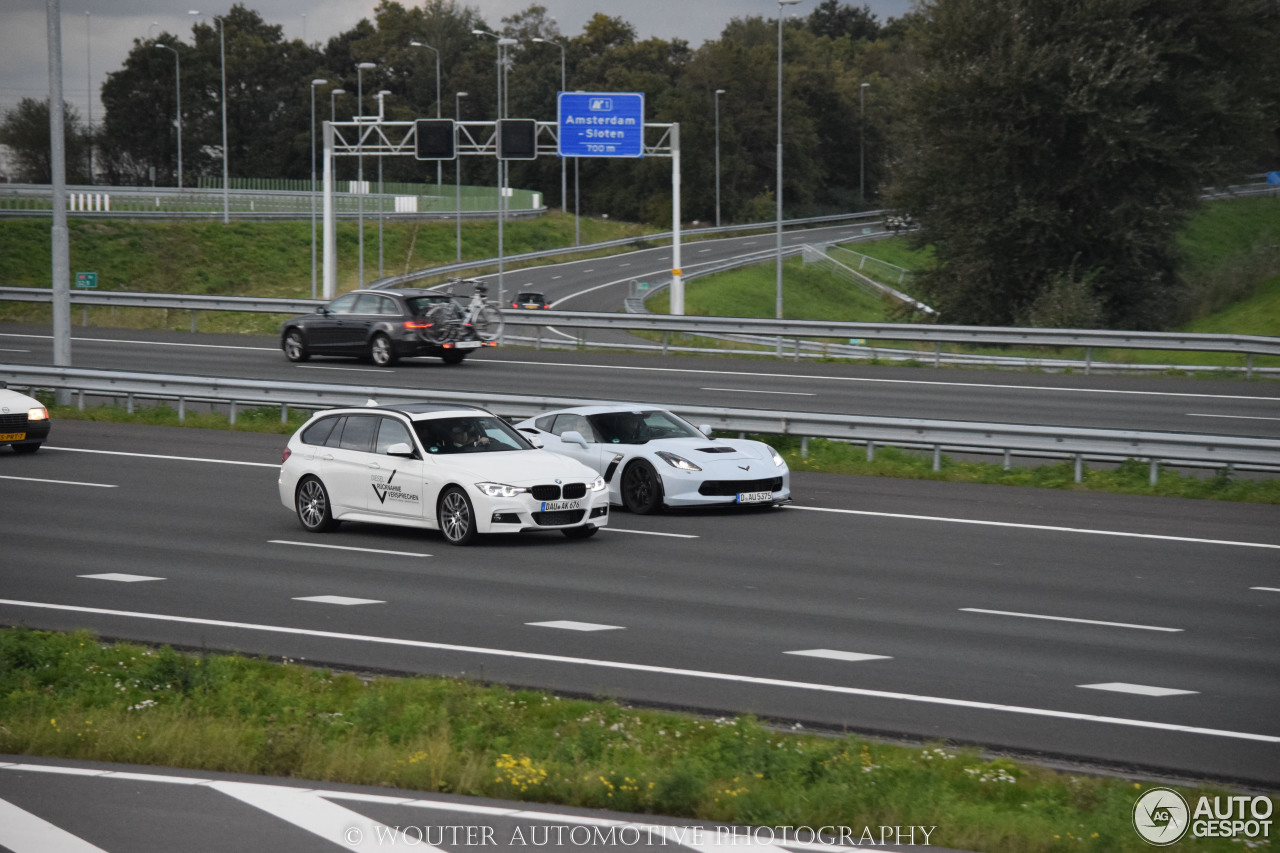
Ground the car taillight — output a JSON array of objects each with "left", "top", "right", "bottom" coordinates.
[
  {"left": 404, "top": 320, "right": 431, "bottom": 330},
  {"left": 281, "top": 447, "right": 292, "bottom": 464}
]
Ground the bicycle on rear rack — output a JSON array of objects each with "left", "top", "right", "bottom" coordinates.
[{"left": 421, "top": 279, "right": 504, "bottom": 345}]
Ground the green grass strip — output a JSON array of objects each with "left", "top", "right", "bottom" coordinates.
[{"left": 1, "top": 627, "right": 1267, "bottom": 852}]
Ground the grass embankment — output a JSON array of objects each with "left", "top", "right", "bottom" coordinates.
[
  {"left": 648, "top": 195, "right": 1280, "bottom": 370},
  {"left": 0, "top": 212, "right": 658, "bottom": 335},
  {"left": 3, "top": 627, "right": 1267, "bottom": 853}
]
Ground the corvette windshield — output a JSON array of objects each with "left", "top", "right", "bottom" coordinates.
[
  {"left": 588, "top": 410, "right": 702, "bottom": 445},
  {"left": 415, "top": 416, "right": 532, "bottom": 455}
]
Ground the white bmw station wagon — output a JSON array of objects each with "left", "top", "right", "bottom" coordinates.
[{"left": 278, "top": 402, "right": 609, "bottom": 545}]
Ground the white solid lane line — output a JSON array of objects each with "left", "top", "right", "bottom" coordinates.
[
  {"left": 787, "top": 505, "right": 1280, "bottom": 550},
  {"left": 48, "top": 447, "right": 278, "bottom": 468},
  {"left": 602, "top": 528, "right": 699, "bottom": 539},
  {"left": 269, "top": 540, "right": 430, "bottom": 558},
  {"left": 701, "top": 387, "right": 816, "bottom": 396},
  {"left": 1078, "top": 683, "right": 1198, "bottom": 698},
  {"left": 786, "top": 649, "right": 892, "bottom": 662},
  {"left": 295, "top": 364, "right": 388, "bottom": 373},
  {"left": 527, "top": 620, "right": 624, "bottom": 632},
  {"left": 79, "top": 573, "right": 164, "bottom": 583},
  {"left": 1251, "top": 587, "right": 1280, "bottom": 593},
  {"left": 2, "top": 599, "right": 1274, "bottom": 744},
  {"left": 1186, "top": 413, "right": 1280, "bottom": 422},
  {"left": 0, "top": 475, "right": 117, "bottom": 488},
  {"left": 960, "top": 608, "right": 1183, "bottom": 632}
]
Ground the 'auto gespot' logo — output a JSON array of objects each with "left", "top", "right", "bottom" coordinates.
[{"left": 1133, "top": 787, "right": 1274, "bottom": 846}]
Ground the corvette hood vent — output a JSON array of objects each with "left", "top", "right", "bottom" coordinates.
[{"left": 697, "top": 447, "right": 739, "bottom": 453}]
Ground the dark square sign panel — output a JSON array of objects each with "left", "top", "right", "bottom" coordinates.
[{"left": 557, "top": 92, "right": 645, "bottom": 158}]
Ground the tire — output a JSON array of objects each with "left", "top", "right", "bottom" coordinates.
[
  {"left": 295, "top": 476, "right": 339, "bottom": 532},
  {"left": 562, "top": 524, "right": 599, "bottom": 539},
  {"left": 620, "top": 460, "right": 664, "bottom": 514},
  {"left": 421, "top": 305, "right": 454, "bottom": 344},
  {"left": 369, "top": 333, "right": 398, "bottom": 366},
  {"left": 471, "top": 305, "right": 504, "bottom": 342},
  {"left": 11, "top": 443, "right": 40, "bottom": 454},
  {"left": 437, "top": 486, "right": 478, "bottom": 545},
  {"left": 283, "top": 329, "right": 310, "bottom": 362},
  {"left": 440, "top": 350, "right": 467, "bottom": 365}
]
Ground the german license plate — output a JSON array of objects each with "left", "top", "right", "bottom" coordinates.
[
  {"left": 736, "top": 491, "right": 772, "bottom": 504},
  {"left": 455, "top": 340, "right": 483, "bottom": 349},
  {"left": 541, "top": 499, "right": 582, "bottom": 512},
  {"left": 0, "top": 432, "right": 25, "bottom": 441}
]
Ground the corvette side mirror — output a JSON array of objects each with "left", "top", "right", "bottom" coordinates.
[{"left": 561, "top": 430, "right": 589, "bottom": 449}]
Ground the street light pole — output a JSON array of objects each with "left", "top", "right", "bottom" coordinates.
[
  {"left": 860, "top": 81, "right": 870, "bottom": 204},
  {"left": 330, "top": 88, "right": 345, "bottom": 123},
  {"left": 356, "top": 61, "right": 376, "bottom": 288},
  {"left": 310, "top": 78, "right": 328, "bottom": 299},
  {"left": 375, "top": 89, "right": 390, "bottom": 277},
  {"left": 191, "top": 10, "right": 227, "bottom": 221},
  {"left": 409, "top": 41, "right": 442, "bottom": 189},
  {"left": 715, "top": 88, "right": 725, "bottom": 229},
  {"left": 532, "top": 37, "right": 566, "bottom": 215},
  {"left": 155, "top": 44, "right": 182, "bottom": 189},
  {"left": 776, "top": 0, "right": 802, "bottom": 334},
  {"left": 455, "top": 91, "right": 467, "bottom": 262},
  {"left": 85, "top": 11, "right": 92, "bottom": 182}
]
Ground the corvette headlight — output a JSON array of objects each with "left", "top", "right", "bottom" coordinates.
[
  {"left": 769, "top": 447, "right": 785, "bottom": 467},
  {"left": 588, "top": 476, "right": 607, "bottom": 492},
  {"left": 655, "top": 450, "right": 701, "bottom": 471},
  {"left": 475, "top": 482, "right": 528, "bottom": 498}
]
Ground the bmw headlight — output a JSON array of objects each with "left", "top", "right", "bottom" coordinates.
[
  {"left": 588, "top": 476, "right": 607, "bottom": 492},
  {"left": 655, "top": 450, "right": 702, "bottom": 471},
  {"left": 475, "top": 482, "right": 528, "bottom": 498},
  {"left": 769, "top": 446, "right": 785, "bottom": 467}
]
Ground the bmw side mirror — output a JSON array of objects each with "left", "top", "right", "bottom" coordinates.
[
  {"left": 561, "top": 430, "right": 589, "bottom": 449},
  {"left": 386, "top": 442, "right": 415, "bottom": 458}
]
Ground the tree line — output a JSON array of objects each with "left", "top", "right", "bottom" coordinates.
[{"left": 3, "top": 0, "right": 1277, "bottom": 331}]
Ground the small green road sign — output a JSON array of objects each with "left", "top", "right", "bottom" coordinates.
[{"left": 75, "top": 272, "right": 98, "bottom": 288}]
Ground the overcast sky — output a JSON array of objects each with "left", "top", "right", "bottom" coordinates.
[{"left": 2, "top": 0, "right": 913, "bottom": 124}]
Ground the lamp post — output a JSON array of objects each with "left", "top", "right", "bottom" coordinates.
[
  {"left": 775, "top": 0, "right": 802, "bottom": 333},
  {"left": 455, "top": 90, "right": 467, "bottom": 262},
  {"left": 860, "top": 81, "right": 870, "bottom": 204},
  {"left": 330, "top": 87, "right": 345, "bottom": 123},
  {"left": 309, "top": 78, "right": 328, "bottom": 299},
  {"left": 190, "top": 10, "right": 227, "bottom": 222},
  {"left": 532, "top": 37, "right": 566, "bottom": 215},
  {"left": 155, "top": 44, "right": 182, "bottom": 189},
  {"left": 355, "top": 61, "right": 376, "bottom": 288},
  {"left": 714, "top": 88, "right": 725, "bottom": 228},
  {"left": 85, "top": 12, "right": 92, "bottom": 182},
  {"left": 375, "top": 89, "right": 391, "bottom": 277},
  {"left": 472, "top": 29, "right": 517, "bottom": 303},
  {"left": 409, "top": 40, "right": 442, "bottom": 189}
]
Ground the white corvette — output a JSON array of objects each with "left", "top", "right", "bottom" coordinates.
[
  {"left": 515, "top": 405, "right": 791, "bottom": 514},
  {"left": 279, "top": 403, "right": 609, "bottom": 545}
]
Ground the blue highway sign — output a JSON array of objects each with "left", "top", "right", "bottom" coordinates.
[{"left": 557, "top": 92, "right": 645, "bottom": 158}]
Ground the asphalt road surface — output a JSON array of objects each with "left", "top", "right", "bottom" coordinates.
[{"left": 2, "top": 422, "right": 1277, "bottom": 787}]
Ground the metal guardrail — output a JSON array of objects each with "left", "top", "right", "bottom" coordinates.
[
  {"left": 3, "top": 365, "right": 1278, "bottom": 482},
  {"left": 3, "top": 287, "right": 1279, "bottom": 376}
]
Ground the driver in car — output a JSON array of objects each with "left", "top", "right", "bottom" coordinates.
[{"left": 450, "top": 422, "right": 491, "bottom": 450}]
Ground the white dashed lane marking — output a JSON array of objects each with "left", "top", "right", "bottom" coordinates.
[
  {"left": 293, "top": 596, "right": 386, "bottom": 606},
  {"left": 1078, "top": 683, "right": 1199, "bottom": 698},
  {"left": 526, "top": 620, "right": 624, "bottom": 632},
  {"left": 79, "top": 573, "right": 164, "bottom": 583},
  {"left": 786, "top": 649, "right": 892, "bottom": 663}
]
